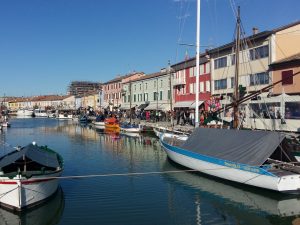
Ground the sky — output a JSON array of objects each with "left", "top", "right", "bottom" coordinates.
[{"left": 0, "top": 0, "right": 299, "bottom": 97}]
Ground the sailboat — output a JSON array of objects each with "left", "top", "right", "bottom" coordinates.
[{"left": 161, "top": 3, "right": 300, "bottom": 193}]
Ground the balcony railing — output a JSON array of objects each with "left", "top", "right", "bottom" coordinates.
[{"left": 173, "top": 79, "right": 186, "bottom": 86}]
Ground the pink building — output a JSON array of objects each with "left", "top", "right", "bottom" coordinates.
[
  {"left": 171, "top": 54, "right": 211, "bottom": 111},
  {"left": 102, "top": 72, "right": 145, "bottom": 110}
]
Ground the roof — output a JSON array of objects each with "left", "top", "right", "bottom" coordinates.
[
  {"left": 270, "top": 52, "right": 300, "bottom": 69},
  {"left": 180, "top": 128, "right": 289, "bottom": 166},
  {"left": 122, "top": 71, "right": 169, "bottom": 84},
  {"left": 103, "top": 72, "right": 145, "bottom": 84}
]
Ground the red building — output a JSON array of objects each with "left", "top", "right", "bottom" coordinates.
[{"left": 171, "top": 53, "right": 211, "bottom": 111}]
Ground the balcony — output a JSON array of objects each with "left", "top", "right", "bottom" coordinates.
[{"left": 173, "top": 78, "right": 186, "bottom": 86}]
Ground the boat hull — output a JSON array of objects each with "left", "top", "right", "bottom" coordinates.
[
  {"left": 0, "top": 171, "right": 62, "bottom": 210},
  {"left": 161, "top": 136, "right": 300, "bottom": 193}
]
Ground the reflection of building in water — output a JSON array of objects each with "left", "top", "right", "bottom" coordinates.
[
  {"left": 163, "top": 162, "right": 300, "bottom": 225},
  {"left": 0, "top": 187, "right": 64, "bottom": 225}
]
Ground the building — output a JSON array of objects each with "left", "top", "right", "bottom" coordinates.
[
  {"left": 102, "top": 72, "right": 145, "bottom": 110},
  {"left": 209, "top": 21, "right": 300, "bottom": 99},
  {"left": 67, "top": 81, "right": 101, "bottom": 96},
  {"left": 171, "top": 54, "right": 211, "bottom": 111},
  {"left": 121, "top": 69, "right": 172, "bottom": 112},
  {"left": 270, "top": 52, "right": 300, "bottom": 95}
]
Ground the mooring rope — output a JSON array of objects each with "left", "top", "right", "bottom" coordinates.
[{"left": 25, "top": 169, "right": 198, "bottom": 181}]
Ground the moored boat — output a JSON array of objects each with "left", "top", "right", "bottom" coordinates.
[
  {"left": 104, "top": 117, "right": 120, "bottom": 133},
  {"left": 120, "top": 122, "right": 143, "bottom": 133},
  {"left": 0, "top": 142, "right": 64, "bottom": 210},
  {"left": 16, "top": 109, "right": 34, "bottom": 117},
  {"left": 160, "top": 128, "right": 300, "bottom": 193}
]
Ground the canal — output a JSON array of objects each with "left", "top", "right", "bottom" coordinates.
[{"left": 0, "top": 118, "right": 299, "bottom": 225}]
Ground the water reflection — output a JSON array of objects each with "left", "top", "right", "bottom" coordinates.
[
  {"left": 163, "top": 160, "right": 300, "bottom": 225},
  {"left": 0, "top": 187, "right": 64, "bottom": 225}
]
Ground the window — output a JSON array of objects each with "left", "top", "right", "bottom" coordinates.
[
  {"left": 134, "top": 85, "right": 136, "bottom": 91},
  {"left": 189, "top": 83, "right": 194, "bottom": 94},
  {"left": 231, "top": 54, "right": 236, "bottom": 65},
  {"left": 206, "top": 81, "right": 210, "bottom": 92},
  {"left": 140, "top": 84, "right": 142, "bottom": 90},
  {"left": 160, "top": 91, "right": 163, "bottom": 100},
  {"left": 145, "top": 83, "right": 148, "bottom": 90},
  {"left": 168, "top": 90, "right": 171, "bottom": 100},
  {"left": 128, "top": 95, "right": 130, "bottom": 102},
  {"left": 133, "top": 94, "right": 136, "bottom": 102},
  {"left": 189, "top": 67, "right": 194, "bottom": 77},
  {"left": 214, "top": 57, "right": 227, "bottom": 69},
  {"left": 214, "top": 79, "right": 227, "bottom": 90},
  {"left": 231, "top": 77, "right": 235, "bottom": 88},
  {"left": 124, "top": 95, "right": 127, "bottom": 103},
  {"left": 282, "top": 70, "right": 293, "bottom": 85},
  {"left": 144, "top": 93, "right": 148, "bottom": 101},
  {"left": 250, "top": 72, "right": 269, "bottom": 86},
  {"left": 249, "top": 45, "right": 269, "bottom": 60},
  {"left": 285, "top": 102, "right": 300, "bottom": 119},
  {"left": 153, "top": 92, "right": 157, "bottom": 101},
  {"left": 160, "top": 80, "right": 163, "bottom": 87},
  {"left": 200, "top": 82, "right": 204, "bottom": 93},
  {"left": 140, "top": 94, "right": 142, "bottom": 102}
]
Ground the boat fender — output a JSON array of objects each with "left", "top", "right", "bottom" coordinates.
[{"left": 32, "top": 141, "right": 36, "bottom": 146}]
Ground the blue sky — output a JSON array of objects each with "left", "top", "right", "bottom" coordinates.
[{"left": 0, "top": 0, "right": 299, "bottom": 96}]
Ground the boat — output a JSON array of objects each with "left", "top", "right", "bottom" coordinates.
[
  {"left": 161, "top": 128, "right": 300, "bottom": 193},
  {"left": 1, "top": 116, "right": 11, "bottom": 128},
  {"left": 57, "top": 113, "right": 73, "bottom": 120},
  {"left": 16, "top": 109, "right": 34, "bottom": 117},
  {"left": 120, "top": 122, "right": 143, "bottom": 133},
  {"left": 161, "top": 3, "right": 300, "bottom": 193},
  {"left": 153, "top": 126, "right": 189, "bottom": 139},
  {"left": 104, "top": 117, "right": 120, "bottom": 133},
  {"left": 92, "top": 115, "right": 105, "bottom": 128},
  {"left": 34, "top": 109, "right": 48, "bottom": 118},
  {"left": 0, "top": 142, "right": 64, "bottom": 210},
  {"left": 79, "top": 114, "right": 89, "bottom": 123},
  {"left": 0, "top": 187, "right": 64, "bottom": 224}
]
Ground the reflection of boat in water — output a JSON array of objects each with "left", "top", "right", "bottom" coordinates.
[
  {"left": 0, "top": 187, "right": 65, "bottom": 225},
  {"left": 163, "top": 161, "right": 300, "bottom": 220},
  {"left": 121, "top": 132, "right": 141, "bottom": 138},
  {"left": 104, "top": 117, "right": 120, "bottom": 133}
]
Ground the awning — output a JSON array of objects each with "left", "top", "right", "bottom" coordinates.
[
  {"left": 190, "top": 101, "right": 204, "bottom": 109},
  {"left": 138, "top": 103, "right": 149, "bottom": 109},
  {"left": 173, "top": 101, "right": 193, "bottom": 108},
  {"left": 145, "top": 103, "right": 163, "bottom": 110},
  {"left": 119, "top": 104, "right": 130, "bottom": 110}
]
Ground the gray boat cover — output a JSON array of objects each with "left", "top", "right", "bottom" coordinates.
[
  {"left": 0, "top": 143, "right": 60, "bottom": 168},
  {"left": 181, "top": 128, "right": 288, "bottom": 166}
]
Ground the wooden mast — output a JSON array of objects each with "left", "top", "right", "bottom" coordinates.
[{"left": 233, "top": 6, "right": 241, "bottom": 129}]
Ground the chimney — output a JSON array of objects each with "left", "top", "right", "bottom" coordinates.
[{"left": 252, "top": 27, "right": 259, "bottom": 35}]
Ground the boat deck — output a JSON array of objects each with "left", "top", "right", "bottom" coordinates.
[{"left": 163, "top": 136, "right": 185, "bottom": 147}]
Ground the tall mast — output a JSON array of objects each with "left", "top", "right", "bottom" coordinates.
[
  {"left": 129, "top": 80, "right": 132, "bottom": 124},
  {"left": 168, "top": 60, "right": 174, "bottom": 127},
  {"left": 233, "top": 6, "right": 241, "bottom": 129},
  {"left": 195, "top": 0, "right": 200, "bottom": 127}
]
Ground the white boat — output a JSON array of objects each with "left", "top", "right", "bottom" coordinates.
[
  {"left": 57, "top": 113, "right": 73, "bottom": 120},
  {"left": 161, "top": 128, "right": 300, "bottom": 193},
  {"left": 34, "top": 109, "right": 48, "bottom": 118},
  {"left": 0, "top": 142, "right": 63, "bottom": 210},
  {"left": 16, "top": 109, "right": 34, "bottom": 117},
  {"left": 1, "top": 121, "right": 10, "bottom": 127},
  {"left": 92, "top": 121, "right": 105, "bottom": 128},
  {"left": 120, "top": 123, "right": 143, "bottom": 133},
  {"left": 153, "top": 126, "right": 189, "bottom": 139},
  {"left": 0, "top": 187, "right": 64, "bottom": 224}
]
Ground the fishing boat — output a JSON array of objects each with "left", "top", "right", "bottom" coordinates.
[
  {"left": 153, "top": 126, "right": 189, "bottom": 139},
  {"left": 79, "top": 114, "right": 89, "bottom": 123},
  {"left": 0, "top": 142, "right": 64, "bottom": 210},
  {"left": 92, "top": 115, "right": 105, "bottom": 128},
  {"left": 34, "top": 109, "right": 48, "bottom": 118},
  {"left": 120, "top": 122, "right": 143, "bottom": 133},
  {"left": 16, "top": 109, "right": 34, "bottom": 117},
  {"left": 161, "top": 128, "right": 300, "bottom": 193},
  {"left": 104, "top": 117, "right": 120, "bottom": 133}
]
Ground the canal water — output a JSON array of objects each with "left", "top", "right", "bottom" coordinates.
[{"left": 0, "top": 118, "right": 300, "bottom": 225}]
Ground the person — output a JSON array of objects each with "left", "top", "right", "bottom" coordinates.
[{"left": 176, "top": 110, "right": 180, "bottom": 125}]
